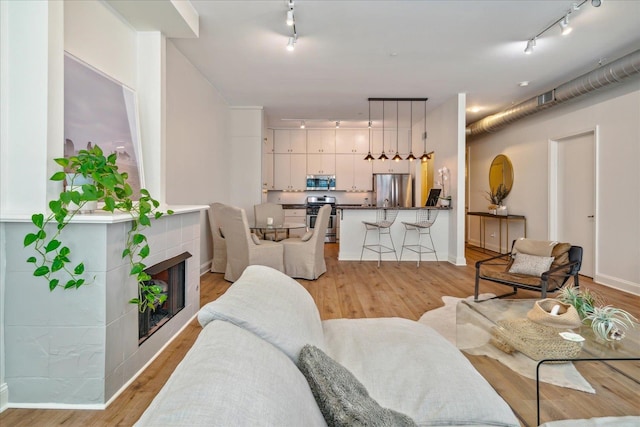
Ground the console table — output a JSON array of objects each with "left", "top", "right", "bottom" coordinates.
[{"left": 467, "top": 211, "right": 526, "bottom": 253}]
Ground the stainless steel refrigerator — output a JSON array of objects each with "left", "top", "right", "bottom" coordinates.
[{"left": 373, "top": 173, "right": 413, "bottom": 207}]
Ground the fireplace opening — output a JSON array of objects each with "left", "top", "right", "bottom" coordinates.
[{"left": 138, "top": 251, "right": 191, "bottom": 345}]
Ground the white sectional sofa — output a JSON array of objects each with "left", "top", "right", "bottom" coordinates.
[{"left": 135, "top": 265, "right": 520, "bottom": 426}]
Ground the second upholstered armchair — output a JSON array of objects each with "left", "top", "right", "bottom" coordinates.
[
  {"left": 218, "top": 204, "right": 285, "bottom": 282},
  {"left": 280, "top": 204, "right": 331, "bottom": 280}
]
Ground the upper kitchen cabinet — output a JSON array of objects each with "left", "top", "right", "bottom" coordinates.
[
  {"left": 262, "top": 153, "right": 274, "bottom": 190},
  {"left": 274, "top": 153, "right": 307, "bottom": 191},
  {"left": 336, "top": 129, "right": 369, "bottom": 154},
  {"left": 307, "top": 129, "right": 336, "bottom": 153},
  {"left": 371, "top": 129, "right": 410, "bottom": 155},
  {"left": 274, "top": 129, "right": 307, "bottom": 153},
  {"left": 263, "top": 129, "right": 274, "bottom": 153},
  {"left": 307, "top": 153, "right": 335, "bottom": 175},
  {"left": 372, "top": 158, "right": 410, "bottom": 174},
  {"left": 336, "top": 154, "right": 372, "bottom": 191}
]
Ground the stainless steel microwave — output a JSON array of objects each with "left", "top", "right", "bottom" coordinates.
[{"left": 306, "top": 175, "right": 336, "bottom": 191}]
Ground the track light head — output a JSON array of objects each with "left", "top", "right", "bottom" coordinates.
[
  {"left": 286, "top": 36, "right": 296, "bottom": 51},
  {"left": 335, "top": 121, "right": 340, "bottom": 128},
  {"left": 300, "top": 120, "right": 305, "bottom": 129},
  {"left": 591, "top": 0, "right": 602, "bottom": 6},
  {"left": 286, "top": 10, "right": 294, "bottom": 26},
  {"left": 524, "top": 38, "right": 536, "bottom": 54},
  {"left": 559, "top": 15, "right": 572, "bottom": 35}
]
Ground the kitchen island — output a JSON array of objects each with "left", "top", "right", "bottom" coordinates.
[{"left": 338, "top": 206, "right": 450, "bottom": 262}]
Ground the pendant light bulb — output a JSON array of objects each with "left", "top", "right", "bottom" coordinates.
[
  {"left": 378, "top": 152, "right": 388, "bottom": 161},
  {"left": 406, "top": 152, "right": 416, "bottom": 161},
  {"left": 300, "top": 120, "right": 305, "bottom": 129},
  {"left": 393, "top": 152, "right": 402, "bottom": 162},
  {"left": 364, "top": 152, "right": 374, "bottom": 162}
]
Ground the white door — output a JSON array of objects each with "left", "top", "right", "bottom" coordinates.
[{"left": 555, "top": 132, "right": 595, "bottom": 277}]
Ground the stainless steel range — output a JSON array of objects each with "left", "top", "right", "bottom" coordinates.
[{"left": 306, "top": 196, "right": 337, "bottom": 243}]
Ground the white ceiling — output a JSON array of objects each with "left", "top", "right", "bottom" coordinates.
[{"left": 168, "top": 0, "right": 640, "bottom": 128}]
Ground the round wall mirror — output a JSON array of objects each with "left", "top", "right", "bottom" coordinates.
[{"left": 489, "top": 154, "right": 514, "bottom": 195}]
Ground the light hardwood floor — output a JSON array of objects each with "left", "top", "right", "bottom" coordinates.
[{"left": 1, "top": 244, "right": 638, "bottom": 426}]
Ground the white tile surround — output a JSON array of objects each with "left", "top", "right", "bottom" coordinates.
[{"left": 1, "top": 206, "right": 206, "bottom": 408}]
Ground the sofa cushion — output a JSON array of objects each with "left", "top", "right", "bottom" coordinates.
[
  {"left": 198, "top": 265, "right": 326, "bottom": 362},
  {"left": 322, "top": 317, "right": 520, "bottom": 427},
  {"left": 135, "top": 321, "right": 327, "bottom": 427},
  {"left": 508, "top": 253, "right": 554, "bottom": 276},
  {"left": 298, "top": 344, "right": 417, "bottom": 427}
]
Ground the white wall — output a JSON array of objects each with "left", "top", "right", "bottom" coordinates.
[
  {"left": 468, "top": 82, "right": 640, "bottom": 295},
  {"left": 165, "top": 40, "right": 231, "bottom": 273},
  {"left": 426, "top": 94, "right": 467, "bottom": 265}
]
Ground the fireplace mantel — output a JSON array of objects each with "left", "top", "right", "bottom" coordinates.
[{"left": 2, "top": 205, "right": 207, "bottom": 408}]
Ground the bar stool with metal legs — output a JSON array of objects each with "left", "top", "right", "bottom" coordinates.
[
  {"left": 400, "top": 208, "right": 439, "bottom": 266},
  {"left": 360, "top": 208, "right": 399, "bottom": 267}
]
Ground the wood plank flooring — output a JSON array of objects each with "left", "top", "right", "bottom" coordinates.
[{"left": 1, "top": 244, "right": 638, "bottom": 426}]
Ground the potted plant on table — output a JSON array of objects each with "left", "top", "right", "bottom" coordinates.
[
  {"left": 437, "top": 167, "right": 451, "bottom": 207},
  {"left": 485, "top": 183, "right": 508, "bottom": 214},
  {"left": 23, "top": 144, "right": 173, "bottom": 312}
]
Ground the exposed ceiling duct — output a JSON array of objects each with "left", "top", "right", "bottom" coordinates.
[{"left": 466, "top": 49, "right": 640, "bottom": 138}]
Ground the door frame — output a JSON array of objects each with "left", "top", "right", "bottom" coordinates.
[{"left": 548, "top": 125, "right": 599, "bottom": 277}]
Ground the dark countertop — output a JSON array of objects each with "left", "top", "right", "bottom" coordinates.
[
  {"left": 281, "top": 204, "right": 307, "bottom": 209},
  {"left": 338, "top": 206, "right": 451, "bottom": 210}
]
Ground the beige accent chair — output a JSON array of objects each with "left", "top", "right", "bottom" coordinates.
[
  {"left": 254, "top": 202, "right": 285, "bottom": 241},
  {"left": 218, "top": 204, "right": 284, "bottom": 282},
  {"left": 281, "top": 204, "right": 330, "bottom": 280},
  {"left": 208, "top": 203, "right": 227, "bottom": 274}
]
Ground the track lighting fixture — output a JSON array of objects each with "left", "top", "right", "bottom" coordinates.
[
  {"left": 524, "top": 0, "right": 595, "bottom": 54},
  {"left": 286, "top": 35, "right": 296, "bottom": 51},
  {"left": 524, "top": 38, "right": 535, "bottom": 54},
  {"left": 286, "top": 10, "right": 294, "bottom": 26},
  {"left": 335, "top": 121, "right": 340, "bottom": 129},
  {"left": 559, "top": 15, "right": 572, "bottom": 35},
  {"left": 300, "top": 120, "right": 305, "bottom": 129}
]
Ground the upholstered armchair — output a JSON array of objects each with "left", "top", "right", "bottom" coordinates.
[
  {"left": 281, "top": 204, "right": 330, "bottom": 280},
  {"left": 218, "top": 204, "right": 284, "bottom": 282},
  {"left": 208, "top": 203, "right": 227, "bottom": 274}
]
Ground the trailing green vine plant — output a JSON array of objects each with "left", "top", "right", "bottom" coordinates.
[{"left": 23, "top": 145, "right": 173, "bottom": 312}]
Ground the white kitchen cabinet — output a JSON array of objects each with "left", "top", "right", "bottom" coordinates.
[
  {"left": 335, "top": 154, "right": 372, "bottom": 191},
  {"left": 372, "top": 158, "right": 410, "bottom": 174},
  {"left": 263, "top": 129, "right": 274, "bottom": 153},
  {"left": 283, "top": 208, "right": 307, "bottom": 238},
  {"left": 307, "top": 129, "right": 336, "bottom": 153},
  {"left": 262, "top": 153, "right": 274, "bottom": 190},
  {"left": 307, "top": 153, "right": 335, "bottom": 175},
  {"left": 371, "top": 129, "right": 410, "bottom": 155},
  {"left": 274, "top": 129, "right": 307, "bottom": 153},
  {"left": 274, "top": 153, "right": 307, "bottom": 191},
  {"left": 335, "top": 129, "right": 369, "bottom": 154}
]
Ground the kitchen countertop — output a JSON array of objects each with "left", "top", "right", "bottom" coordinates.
[
  {"left": 281, "top": 204, "right": 307, "bottom": 209},
  {"left": 337, "top": 206, "right": 450, "bottom": 210}
]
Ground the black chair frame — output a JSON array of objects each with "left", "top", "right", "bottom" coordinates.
[{"left": 474, "top": 241, "right": 583, "bottom": 301}]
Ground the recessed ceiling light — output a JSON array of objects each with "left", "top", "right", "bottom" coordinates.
[
  {"left": 519, "top": 81, "right": 530, "bottom": 87},
  {"left": 389, "top": 52, "right": 398, "bottom": 57}
]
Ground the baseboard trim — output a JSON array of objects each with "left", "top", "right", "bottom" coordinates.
[
  {"left": 0, "top": 383, "right": 8, "bottom": 413},
  {"left": 200, "top": 260, "right": 212, "bottom": 276},
  {"left": 594, "top": 273, "right": 640, "bottom": 296}
]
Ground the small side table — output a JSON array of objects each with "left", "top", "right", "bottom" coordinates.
[{"left": 466, "top": 211, "right": 526, "bottom": 253}]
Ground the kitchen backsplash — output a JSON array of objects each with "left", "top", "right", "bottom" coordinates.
[{"left": 266, "top": 191, "right": 373, "bottom": 206}]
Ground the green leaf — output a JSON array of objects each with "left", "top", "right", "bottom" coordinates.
[
  {"left": 50, "top": 171, "right": 67, "bottom": 181},
  {"left": 167, "top": 210, "right": 174, "bottom": 215},
  {"left": 45, "top": 239, "right": 61, "bottom": 253},
  {"left": 64, "top": 279, "right": 76, "bottom": 289},
  {"left": 60, "top": 246, "right": 70, "bottom": 256},
  {"left": 49, "top": 199, "right": 63, "bottom": 214},
  {"left": 54, "top": 157, "right": 69, "bottom": 168},
  {"left": 75, "top": 279, "right": 85, "bottom": 288},
  {"left": 60, "top": 191, "right": 73, "bottom": 204},
  {"left": 37, "top": 229, "right": 47, "bottom": 240},
  {"left": 122, "top": 248, "right": 131, "bottom": 258},
  {"left": 104, "top": 197, "right": 116, "bottom": 212},
  {"left": 139, "top": 245, "right": 150, "bottom": 258},
  {"left": 130, "top": 263, "right": 145, "bottom": 275},
  {"left": 34, "top": 266, "right": 50, "bottom": 276},
  {"left": 51, "top": 258, "right": 64, "bottom": 272},
  {"left": 49, "top": 278, "right": 59, "bottom": 291},
  {"left": 139, "top": 214, "right": 150, "bottom": 227},
  {"left": 129, "top": 298, "right": 140, "bottom": 305},
  {"left": 24, "top": 233, "right": 39, "bottom": 247},
  {"left": 27, "top": 256, "right": 37, "bottom": 263},
  {"left": 74, "top": 263, "right": 85, "bottom": 275},
  {"left": 154, "top": 212, "right": 163, "bottom": 219},
  {"left": 32, "top": 213, "right": 44, "bottom": 228},
  {"left": 132, "top": 233, "right": 146, "bottom": 245}
]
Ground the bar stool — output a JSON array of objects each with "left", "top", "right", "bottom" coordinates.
[
  {"left": 400, "top": 209, "right": 439, "bottom": 266},
  {"left": 360, "top": 208, "right": 399, "bottom": 267}
]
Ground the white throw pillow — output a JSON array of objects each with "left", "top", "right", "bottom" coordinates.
[
  {"left": 508, "top": 253, "right": 554, "bottom": 276},
  {"left": 250, "top": 233, "right": 261, "bottom": 245},
  {"left": 301, "top": 231, "right": 314, "bottom": 242}
]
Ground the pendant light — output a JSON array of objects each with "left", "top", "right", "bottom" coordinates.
[
  {"left": 392, "top": 100, "right": 403, "bottom": 161},
  {"left": 378, "top": 100, "right": 388, "bottom": 161},
  {"left": 364, "top": 100, "right": 375, "bottom": 161},
  {"left": 420, "top": 100, "right": 431, "bottom": 162},
  {"left": 405, "top": 101, "right": 416, "bottom": 161}
]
